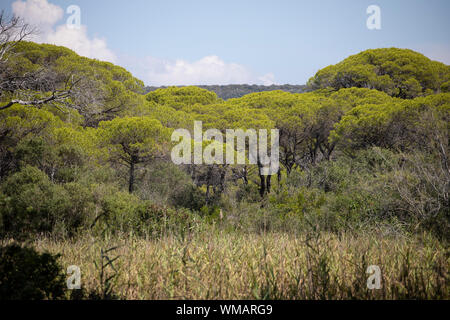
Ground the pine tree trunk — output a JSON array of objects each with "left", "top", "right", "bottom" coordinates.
[{"left": 128, "top": 161, "right": 135, "bottom": 193}]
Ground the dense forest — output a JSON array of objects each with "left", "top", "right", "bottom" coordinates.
[
  {"left": 145, "top": 84, "right": 308, "bottom": 100},
  {"left": 0, "top": 16, "right": 448, "bottom": 299}
]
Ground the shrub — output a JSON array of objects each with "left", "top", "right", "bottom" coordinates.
[
  {"left": 136, "top": 203, "right": 203, "bottom": 238},
  {"left": 96, "top": 190, "right": 142, "bottom": 234},
  {"left": 0, "top": 243, "right": 66, "bottom": 300},
  {"left": 0, "top": 166, "right": 70, "bottom": 238},
  {"left": 170, "top": 184, "right": 206, "bottom": 211},
  {"left": 0, "top": 166, "right": 93, "bottom": 238},
  {"left": 235, "top": 182, "right": 261, "bottom": 203}
]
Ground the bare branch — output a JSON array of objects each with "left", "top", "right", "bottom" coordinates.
[{"left": 0, "top": 10, "right": 35, "bottom": 64}]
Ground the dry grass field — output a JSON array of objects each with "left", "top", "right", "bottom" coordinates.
[{"left": 26, "top": 229, "right": 448, "bottom": 300}]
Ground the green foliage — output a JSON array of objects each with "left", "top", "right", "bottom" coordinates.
[
  {"left": 95, "top": 189, "right": 142, "bottom": 233},
  {"left": 0, "top": 166, "right": 68, "bottom": 237},
  {"left": 228, "top": 90, "right": 301, "bottom": 109},
  {"left": 331, "top": 93, "right": 449, "bottom": 153},
  {"left": 99, "top": 117, "right": 170, "bottom": 162},
  {"left": 441, "top": 80, "right": 450, "bottom": 93},
  {"left": 0, "top": 166, "right": 93, "bottom": 238},
  {"left": 13, "top": 126, "right": 97, "bottom": 183},
  {"left": 0, "top": 243, "right": 66, "bottom": 300},
  {"left": 269, "top": 187, "right": 326, "bottom": 220},
  {"left": 142, "top": 103, "right": 194, "bottom": 129},
  {"left": 98, "top": 116, "right": 172, "bottom": 192},
  {"left": 171, "top": 184, "right": 206, "bottom": 211},
  {"left": 145, "top": 84, "right": 307, "bottom": 100},
  {"left": 145, "top": 86, "right": 220, "bottom": 110},
  {"left": 95, "top": 192, "right": 203, "bottom": 238},
  {"left": 0, "top": 42, "right": 448, "bottom": 242},
  {"left": 0, "top": 105, "right": 58, "bottom": 179},
  {"left": 0, "top": 40, "right": 448, "bottom": 300},
  {"left": 4, "top": 42, "right": 145, "bottom": 125},
  {"left": 11, "top": 41, "right": 144, "bottom": 94},
  {"left": 308, "top": 48, "right": 450, "bottom": 98},
  {"left": 235, "top": 182, "right": 261, "bottom": 203},
  {"left": 134, "top": 160, "right": 193, "bottom": 204},
  {"left": 386, "top": 151, "right": 449, "bottom": 239}
]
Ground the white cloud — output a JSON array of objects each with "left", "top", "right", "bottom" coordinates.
[
  {"left": 46, "top": 24, "right": 117, "bottom": 63},
  {"left": 12, "top": 0, "right": 116, "bottom": 63},
  {"left": 258, "top": 73, "right": 276, "bottom": 86},
  {"left": 123, "top": 55, "right": 276, "bottom": 86},
  {"left": 12, "top": 0, "right": 63, "bottom": 30}
]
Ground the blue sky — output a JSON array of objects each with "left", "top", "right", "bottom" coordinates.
[{"left": 3, "top": 0, "right": 450, "bottom": 85}]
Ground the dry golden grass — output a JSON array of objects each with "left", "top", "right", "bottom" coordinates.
[{"left": 30, "top": 230, "right": 448, "bottom": 299}]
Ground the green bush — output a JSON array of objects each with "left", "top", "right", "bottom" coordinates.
[
  {"left": 0, "top": 166, "right": 70, "bottom": 238},
  {"left": 0, "top": 166, "right": 93, "bottom": 238},
  {"left": 88, "top": 186, "right": 204, "bottom": 238},
  {"left": 0, "top": 243, "right": 66, "bottom": 300},
  {"left": 235, "top": 182, "right": 261, "bottom": 203},
  {"left": 170, "top": 184, "right": 206, "bottom": 211},
  {"left": 136, "top": 203, "right": 203, "bottom": 238},
  {"left": 96, "top": 190, "right": 142, "bottom": 234},
  {"left": 134, "top": 161, "right": 192, "bottom": 204}
]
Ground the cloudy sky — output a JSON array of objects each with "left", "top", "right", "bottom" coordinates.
[{"left": 3, "top": 0, "right": 450, "bottom": 86}]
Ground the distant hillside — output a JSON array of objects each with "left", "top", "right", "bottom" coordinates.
[{"left": 144, "top": 84, "right": 308, "bottom": 100}]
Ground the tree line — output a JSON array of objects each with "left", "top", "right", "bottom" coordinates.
[{"left": 0, "top": 13, "right": 448, "bottom": 240}]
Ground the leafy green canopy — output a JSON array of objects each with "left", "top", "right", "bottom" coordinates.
[
  {"left": 11, "top": 42, "right": 144, "bottom": 92},
  {"left": 145, "top": 86, "right": 220, "bottom": 110},
  {"left": 2, "top": 41, "right": 145, "bottom": 125},
  {"left": 145, "top": 84, "right": 307, "bottom": 100},
  {"left": 141, "top": 102, "right": 194, "bottom": 130},
  {"left": 98, "top": 116, "right": 172, "bottom": 193},
  {"left": 307, "top": 48, "right": 450, "bottom": 98},
  {"left": 98, "top": 116, "right": 171, "bottom": 165},
  {"left": 331, "top": 93, "right": 450, "bottom": 152},
  {"left": 227, "top": 90, "right": 301, "bottom": 109}
]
